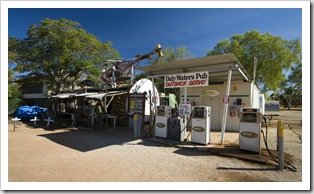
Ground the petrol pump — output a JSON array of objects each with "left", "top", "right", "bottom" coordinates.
[
  {"left": 168, "top": 117, "right": 186, "bottom": 141},
  {"left": 191, "top": 106, "right": 211, "bottom": 145},
  {"left": 239, "top": 107, "right": 262, "bottom": 153},
  {"left": 155, "top": 105, "right": 172, "bottom": 138},
  {"left": 167, "top": 104, "right": 191, "bottom": 141}
]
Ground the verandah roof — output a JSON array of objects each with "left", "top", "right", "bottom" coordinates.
[{"left": 138, "top": 53, "right": 252, "bottom": 83}]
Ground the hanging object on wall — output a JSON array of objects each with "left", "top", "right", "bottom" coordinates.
[
  {"left": 222, "top": 95, "right": 229, "bottom": 104},
  {"left": 229, "top": 105, "right": 237, "bottom": 117}
]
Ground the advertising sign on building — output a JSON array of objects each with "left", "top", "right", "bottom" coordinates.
[
  {"left": 164, "top": 71, "right": 208, "bottom": 88},
  {"left": 178, "top": 104, "right": 192, "bottom": 117},
  {"left": 203, "top": 89, "right": 220, "bottom": 97}
]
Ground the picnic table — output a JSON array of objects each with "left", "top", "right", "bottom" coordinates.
[
  {"left": 107, "top": 115, "right": 118, "bottom": 128},
  {"left": 30, "top": 116, "right": 40, "bottom": 125},
  {"left": 11, "top": 117, "right": 21, "bottom": 131},
  {"left": 44, "top": 117, "right": 54, "bottom": 126}
]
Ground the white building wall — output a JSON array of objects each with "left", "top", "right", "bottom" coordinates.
[
  {"left": 251, "top": 84, "right": 261, "bottom": 108},
  {"left": 180, "top": 81, "right": 260, "bottom": 131},
  {"left": 259, "top": 94, "right": 265, "bottom": 115}
]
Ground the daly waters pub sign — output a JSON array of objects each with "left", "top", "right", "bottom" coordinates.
[{"left": 164, "top": 71, "right": 208, "bottom": 88}]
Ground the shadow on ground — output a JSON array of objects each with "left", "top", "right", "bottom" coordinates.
[
  {"left": 38, "top": 126, "right": 135, "bottom": 152},
  {"left": 173, "top": 147, "right": 214, "bottom": 157},
  {"left": 217, "top": 167, "right": 279, "bottom": 171},
  {"left": 139, "top": 137, "right": 215, "bottom": 157}
]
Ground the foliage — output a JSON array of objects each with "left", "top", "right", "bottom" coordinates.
[
  {"left": 8, "top": 69, "right": 22, "bottom": 115},
  {"left": 9, "top": 18, "right": 120, "bottom": 94},
  {"left": 206, "top": 30, "right": 301, "bottom": 92},
  {"left": 149, "top": 45, "right": 194, "bottom": 65},
  {"left": 287, "top": 63, "right": 302, "bottom": 107},
  {"left": 270, "top": 62, "right": 302, "bottom": 109}
]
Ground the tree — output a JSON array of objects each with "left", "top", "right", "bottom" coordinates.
[
  {"left": 148, "top": 45, "right": 194, "bottom": 65},
  {"left": 287, "top": 62, "right": 302, "bottom": 108},
  {"left": 9, "top": 18, "right": 120, "bottom": 94},
  {"left": 271, "top": 62, "right": 302, "bottom": 109},
  {"left": 135, "top": 45, "right": 194, "bottom": 100},
  {"left": 8, "top": 68, "right": 22, "bottom": 115},
  {"left": 8, "top": 40, "right": 22, "bottom": 115},
  {"left": 206, "top": 30, "right": 301, "bottom": 92}
]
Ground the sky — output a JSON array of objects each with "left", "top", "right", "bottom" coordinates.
[{"left": 8, "top": 6, "right": 302, "bottom": 65}]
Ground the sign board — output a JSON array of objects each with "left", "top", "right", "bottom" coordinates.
[
  {"left": 164, "top": 71, "right": 208, "bottom": 88},
  {"left": 222, "top": 95, "right": 229, "bottom": 104},
  {"left": 128, "top": 93, "right": 145, "bottom": 114},
  {"left": 152, "top": 96, "right": 158, "bottom": 104},
  {"left": 178, "top": 104, "right": 192, "bottom": 117},
  {"left": 130, "top": 99, "right": 136, "bottom": 109},
  {"left": 203, "top": 89, "right": 220, "bottom": 97}
]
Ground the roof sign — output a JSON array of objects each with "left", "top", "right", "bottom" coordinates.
[{"left": 164, "top": 71, "right": 208, "bottom": 88}]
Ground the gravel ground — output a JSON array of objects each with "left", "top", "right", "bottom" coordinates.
[{"left": 5, "top": 110, "right": 308, "bottom": 191}]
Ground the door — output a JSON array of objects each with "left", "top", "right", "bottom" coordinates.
[{"left": 203, "top": 98, "right": 220, "bottom": 130}]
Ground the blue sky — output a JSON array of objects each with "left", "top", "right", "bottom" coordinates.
[{"left": 8, "top": 8, "right": 302, "bottom": 63}]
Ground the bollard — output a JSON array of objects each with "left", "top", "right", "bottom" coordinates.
[
  {"left": 133, "top": 113, "right": 141, "bottom": 139},
  {"left": 134, "top": 113, "right": 139, "bottom": 139},
  {"left": 277, "top": 120, "right": 284, "bottom": 170}
]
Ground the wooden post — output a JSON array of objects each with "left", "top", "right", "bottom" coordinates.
[{"left": 102, "top": 97, "right": 108, "bottom": 129}]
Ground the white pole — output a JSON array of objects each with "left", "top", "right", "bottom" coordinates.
[
  {"left": 131, "top": 65, "right": 134, "bottom": 85},
  {"left": 221, "top": 69, "right": 232, "bottom": 145},
  {"left": 184, "top": 87, "right": 187, "bottom": 104},
  {"left": 184, "top": 87, "right": 188, "bottom": 132},
  {"left": 251, "top": 57, "right": 257, "bottom": 107},
  {"left": 253, "top": 57, "right": 257, "bottom": 84},
  {"left": 152, "top": 77, "right": 156, "bottom": 116}
]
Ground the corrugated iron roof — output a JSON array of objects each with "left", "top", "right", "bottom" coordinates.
[
  {"left": 51, "top": 93, "right": 75, "bottom": 99},
  {"left": 73, "top": 92, "right": 98, "bottom": 97},
  {"left": 138, "top": 53, "right": 252, "bottom": 83},
  {"left": 52, "top": 91, "right": 129, "bottom": 100},
  {"left": 85, "top": 91, "right": 128, "bottom": 100}
]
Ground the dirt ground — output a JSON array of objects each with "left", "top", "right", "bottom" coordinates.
[{"left": 5, "top": 110, "right": 308, "bottom": 190}]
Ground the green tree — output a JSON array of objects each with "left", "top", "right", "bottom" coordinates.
[
  {"left": 149, "top": 45, "right": 194, "bottom": 65},
  {"left": 8, "top": 68, "right": 22, "bottom": 115},
  {"left": 271, "top": 62, "right": 302, "bottom": 109},
  {"left": 287, "top": 62, "right": 302, "bottom": 108},
  {"left": 206, "top": 30, "right": 301, "bottom": 92},
  {"left": 9, "top": 18, "right": 120, "bottom": 94},
  {"left": 8, "top": 40, "right": 22, "bottom": 115}
]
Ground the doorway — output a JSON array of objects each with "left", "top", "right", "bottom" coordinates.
[{"left": 204, "top": 98, "right": 220, "bottom": 130}]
